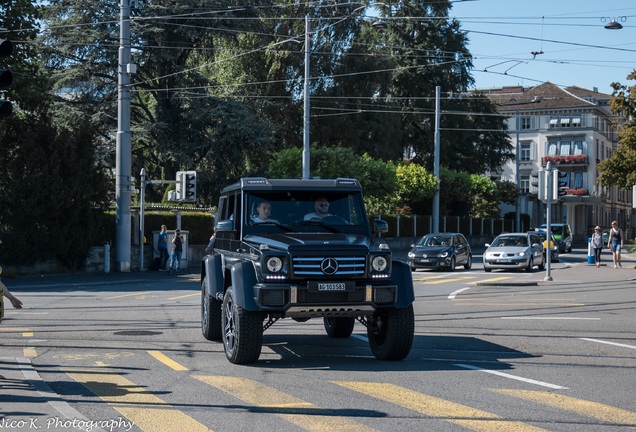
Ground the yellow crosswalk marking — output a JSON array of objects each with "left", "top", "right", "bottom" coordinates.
[
  {"left": 193, "top": 375, "right": 378, "bottom": 432},
  {"left": 493, "top": 389, "right": 636, "bottom": 426},
  {"left": 333, "top": 381, "right": 549, "bottom": 432},
  {"left": 413, "top": 274, "right": 449, "bottom": 281},
  {"left": 66, "top": 370, "right": 212, "bottom": 432},
  {"left": 102, "top": 291, "right": 152, "bottom": 300},
  {"left": 148, "top": 350, "right": 188, "bottom": 371},
  {"left": 421, "top": 276, "right": 476, "bottom": 285},
  {"left": 167, "top": 293, "right": 198, "bottom": 300},
  {"left": 23, "top": 348, "right": 37, "bottom": 357},
  {"left": 467, "top": 277, "right": 513, "bottom": 285}
]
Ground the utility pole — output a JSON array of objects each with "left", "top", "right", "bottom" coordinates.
[
  {"left": 515, "top": 110, "right": 521, "bottom": 231},
  {"left": 302, "top": 15, "right": 310, "bottom": 180},
  {"left": 115, "top": 0, "right": 132, "bottom": 271},
  {"left": 432, "top": 86, "right": 441, "bottom": 233}
]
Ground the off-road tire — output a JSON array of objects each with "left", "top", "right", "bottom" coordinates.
[
  {"left": 367, "top": 305, "right": 414, "bottom": 361},
  {"left": 201, "top": 276, "right": 222, "bottom": 341},
  {"left": 222, "top": 287, "right": 263, "bottom": 364},
  {"left": 464, "top": 254, "right": 472, "bottom": 270},
  {"left": 324, "top": 317, "right": 355, "bottom": 338}
]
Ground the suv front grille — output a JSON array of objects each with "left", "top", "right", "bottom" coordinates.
[{"left": 292, "top": 256, "right": 366, "bottom": 277}]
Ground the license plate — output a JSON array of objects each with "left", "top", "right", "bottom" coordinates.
[
  {"left": 419, "top": 259, "right": 430, "bottom": 263},
  {"left": 498, "top": 259, "right": 511, "bottom": 263},
  {"left": 317, "top": 282, "right": 346, "bottom": 291}
]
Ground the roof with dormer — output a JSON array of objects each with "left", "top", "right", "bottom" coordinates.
[{"left": 480, "top": 82, "right": 612, "bottom": 113}]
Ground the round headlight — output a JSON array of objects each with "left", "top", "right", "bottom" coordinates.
[
  {"left": 372, "top": 256, "right": 388, "bottom": 272},
  {"left": 518, "top": 251, "right": 526, "bottom": 257},
  {"left": 438, "top": 251, "right": 449, "bottom": 258},
  {"left": 266, "top": 257, "right": 283, "bottom": 272},
  {"left": 407, "top": 251, "right": 415, "bottom": 258}
]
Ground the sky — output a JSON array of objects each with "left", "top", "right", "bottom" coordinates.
[{"left": 450, "top": 0, "right": 636, "bottom": 94}]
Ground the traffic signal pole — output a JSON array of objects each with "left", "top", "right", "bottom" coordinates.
[{"left": 544, "top": 162, "right": 553, "bottom": 281}]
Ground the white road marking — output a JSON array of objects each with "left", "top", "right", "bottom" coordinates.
[
  {"left": 501, "top": 317, "right": 600, "bottom": 320},
  {"left": 448, "top": 287, "right": 471, "bottom": 299},
  {"left": 454, "top": 363, "right": 568, "bottom": 389},
  {"left": 579, "top": 338, "right": 636, "bottom": 350}
]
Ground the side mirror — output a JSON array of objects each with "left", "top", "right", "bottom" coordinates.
[
  {"left": 485, "top": 243, "right": 491, "bottom": 247},
  {"left": 373, "top": 219, "right": 388, "bottom": 234},
  {"left": 216, "top": 220, "right": 234, "bottom": 232}
]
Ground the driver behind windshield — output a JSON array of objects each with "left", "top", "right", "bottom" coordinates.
[
  {"left": 304, "top": 197, "right": 332, "bottom": 221},
  {"left": 252, "top": 200, "right": 278, "bottom": 223}
]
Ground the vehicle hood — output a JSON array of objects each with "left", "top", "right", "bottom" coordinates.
[
  {"left": 485, "top": 246, "right": 530, "bottom": 255},
  {"left": 244, "top": 233, "right": 375, "bottom": 252},
  {"left": 410, "top": 246, "right": 452, "bottom": 254}
]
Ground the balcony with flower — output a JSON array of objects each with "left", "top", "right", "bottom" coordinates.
[
  {"left": 541, "top": 154, "right": 588, "bottom": 166},
  {"left": 565, "top": 188, "right": 587, "bottom": 196}
]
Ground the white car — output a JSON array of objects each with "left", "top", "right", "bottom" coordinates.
[{"left": 483, "top": 232, "right": 545, "bottom": 272}]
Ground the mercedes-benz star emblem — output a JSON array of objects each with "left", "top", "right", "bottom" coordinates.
[{"left": 320, "top": 258, "right": 339, "bottom": 275}]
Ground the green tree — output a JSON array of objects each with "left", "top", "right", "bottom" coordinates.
[
  {"left": 267, "top": 145, "right": 396, "bottom": 213},
  {"left": 597, "top": 72, "right": 636, "bottom": 188},
  {"left": 394, "top": 162, "right": 437, "bottom": 215}
]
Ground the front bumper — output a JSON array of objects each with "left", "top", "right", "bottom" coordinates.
[
  {"left": 253, "top": 282, "right": 398, "bottom": 319},
  {"left": 483, "top": 257, "right": 530, "bottom": 270},
  {"left": 407, "top": 257, "right": 451, "bottom": 268}
]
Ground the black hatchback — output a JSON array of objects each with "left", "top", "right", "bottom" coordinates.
[{"left": 407, "top": 233, "right": 472, "bottom": 272}]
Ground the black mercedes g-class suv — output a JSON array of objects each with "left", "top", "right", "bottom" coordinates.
[{"left": 201, "top": 178, "right": 415, "bottom": 364}]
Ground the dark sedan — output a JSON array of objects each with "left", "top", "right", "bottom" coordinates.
[{"left": 407, "top": 233, "right": 472, "bottom": 272}]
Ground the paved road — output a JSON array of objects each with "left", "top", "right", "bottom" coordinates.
[{"left": 1, "top": 249, "right": 635, "bottom": 431}]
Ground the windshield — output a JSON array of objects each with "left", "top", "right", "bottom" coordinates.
[
  {"left": 542, "top": 225, "right": 563, "bottom": 235},
  {"left": 416, "top": 235, "right": 453, "bottom": 247},
  {"left": 492, "top": 235, "right": 528, "bottom": 247},
  {"left": 244, "top": 191, "right": 369, "bottom": 233}
]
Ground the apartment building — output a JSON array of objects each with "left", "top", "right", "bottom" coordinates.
[{"left": 483, "top": 82, "right": 633, "bottom": 243}]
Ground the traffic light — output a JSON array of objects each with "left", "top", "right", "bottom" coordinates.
[
  {"left": 553, "top": 169, "right": 568, "bottom": 199},
  {"left": 175, "top": 171, "right": 185, "bottom": 201},
  {"left": 183, "top": 170, "right": 196, "bottom": 202},
  {"left": 535, "top": 170, "right": 547, "bottom": 202},
  {"left": 174, "top": 170, "right": 196, "bottom": 202},
  {"left": 0, "top": 38, "right": 13, "bottom": 118}
]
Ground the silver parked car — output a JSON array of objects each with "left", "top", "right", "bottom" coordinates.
[{"left": 483, "top": 232, "right": 545, "bottom": 272}]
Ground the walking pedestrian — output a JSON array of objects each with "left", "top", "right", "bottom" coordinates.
[
  {"left": 1, "top": 237, "right": 23, "bottom": 323},
  {"left": 168, "top": 229, "right": 183, "bottom": 275},
  {"left": 591, "top": 226, "right": 603, "bottom": 268},
  {"left": 607, "top": 221, "right": 624, "bottom": 269}
]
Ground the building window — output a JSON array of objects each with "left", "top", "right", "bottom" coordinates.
[
  {"left": 572, "top": 117, "right": 581, "bottom": 127},
  {"left": 520, "top": 142, "right": 531, "bottom": 161},
  {"left": 521, "top": 117, "right": 532, "bottom": 130},
  {"left": 560, "top": 117, "right": 571, "bottom": 127},
  {"left": 547, "top": 142, "right": 557, "bottom": 156},
  {"left": 521, "top": 176, "right": 530, "bottom": 194},
  {"left": 559, "top": 141, "right": 571, "bottom": 156},
  {"left": 574, "top": 141, "right": 584, "bottom": 155},
  {"left": 573, "top": 172, "right": 583, "bottom": 189},
  {"left": 549, "top": 117, "right": 558, "bottom": 128}
]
